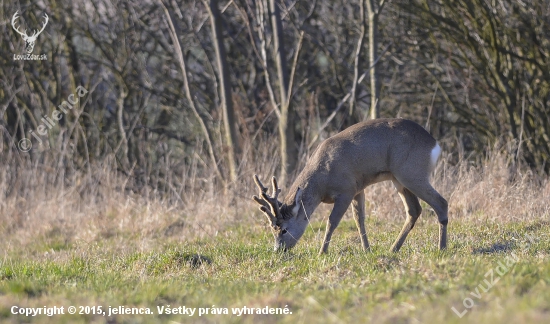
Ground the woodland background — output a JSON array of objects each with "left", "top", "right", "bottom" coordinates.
[{"left": 1, "top": 0, "right": 549, "bottom": 209}]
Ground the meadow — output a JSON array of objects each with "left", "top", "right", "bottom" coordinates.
[
  {"left": 1, "top": 147, "right": 549, "bottom": 323},
  {"left": 2, "top": 1, "right": 549, "bottom": 322}
]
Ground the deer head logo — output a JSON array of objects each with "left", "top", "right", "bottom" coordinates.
[{"left": 11, "top": 11, "right": 49, "bottom": 54}]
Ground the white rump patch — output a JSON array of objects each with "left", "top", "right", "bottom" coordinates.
[{"left": 430, "top": 143, "right": 441, "bottom": 170}]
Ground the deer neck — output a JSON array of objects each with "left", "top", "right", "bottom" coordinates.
[{"left": 286, "top": 175, "right": 322, "bottom": 221}]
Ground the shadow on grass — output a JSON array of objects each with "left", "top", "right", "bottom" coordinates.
[
  {"left": 471, "top": 242, "right": 513, "bottom": 254},
  {"left": 184, "top": 254, "right": 213, "bottom": 268}
]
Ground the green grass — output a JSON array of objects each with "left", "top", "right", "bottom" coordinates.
[{"left": 1, "top": 216, "right": 549, "bottom": 323}]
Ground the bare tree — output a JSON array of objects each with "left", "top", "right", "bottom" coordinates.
[
  {"left": 159, "top": 0, "right": 223, "bottom": 180},
  {"left": 204, "top": 0, "right": 240, "bottom": 182},
  {"left": 269, "top": 0, "right": 297, "bottom": 184},
  {"left": 349, "top": 0, "right": 367, "bottom": 122},
  {"left": 365, "top": 0, "right": 387, "bottom": 119}
]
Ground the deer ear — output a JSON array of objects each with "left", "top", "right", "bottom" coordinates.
[{"left": 291, "top": 187, "right": 303, "bottom": 216}]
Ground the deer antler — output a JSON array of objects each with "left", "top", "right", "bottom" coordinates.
[
  {"left": 11, "top": 12, "right": 48, "bottom": 38},
  {"left": 252, "top": 174, "right": 283, "bottom": 227},
  {"left": 32, "top": 13, "right": 49, "bottom": 38},
  {"left": 11, "top": 11, "right": 28, "bottom": 38}
]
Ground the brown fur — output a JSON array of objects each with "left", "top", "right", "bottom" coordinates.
[{"left": 254, "top": 118, "right": 448, "bottom": 254}]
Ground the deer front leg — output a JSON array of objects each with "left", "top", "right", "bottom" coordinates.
[
  {"left": 320, "top": 195, "right": 353, "bottom": 255},
  {"left": 352, "top": 191, "right": 370, "bottom": 251}
]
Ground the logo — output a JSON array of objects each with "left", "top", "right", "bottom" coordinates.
[{"left": 11, "top": 11, "right": 48, "bottom": 60}]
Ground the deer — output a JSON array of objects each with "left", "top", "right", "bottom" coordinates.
[
  {"left": 11, "top": 11, "right": 49, "bottom": 54},
  {"left": 252, "top": 118, "right": 448, "bottom": 255}
]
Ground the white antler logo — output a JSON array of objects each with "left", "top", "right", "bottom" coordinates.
[{"left": 11, "top": 11, "right": 49, "bottom": 54}]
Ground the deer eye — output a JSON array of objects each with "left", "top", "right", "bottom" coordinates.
[{"left": 281, "top": 229, "right": 288, "bottom": 235}]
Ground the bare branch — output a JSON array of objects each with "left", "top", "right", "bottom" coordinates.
[
  {"left": 287, "top": 31, "right": 304, "bottom": 105},
  {"left": 308, "top": 42, "right": 393, "bottom": 150},
  {"left": 158, "top": 0, "right": 224, "bottom": 181}
]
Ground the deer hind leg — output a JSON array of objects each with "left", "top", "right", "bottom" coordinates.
[
  {"left": 390, "top": 179, "right": 423, "bottom": 252},
  {"left": 396, "top": 177, "right": 448, "bottom": 251},
  {"left": 352, "top": 191, "right": 370, "bottom": 251},
  {"left": 320, "top": 194, "right": 354, "bottom": 255}
]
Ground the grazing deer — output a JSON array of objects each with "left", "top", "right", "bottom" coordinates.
[{"left": 253, "top": 118, "right": 447, "bottom": 254}]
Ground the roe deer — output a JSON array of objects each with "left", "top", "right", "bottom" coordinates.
[{"left": 253, "top": 118, "right": 447, "bottom": 254}]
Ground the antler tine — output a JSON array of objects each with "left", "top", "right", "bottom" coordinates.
[
  {"left": 35, "top": 13, "right": 48, "bottom": 36},
  {"left": 253, "top": 174, "right": 271, "bottom": 209},
  {"left": 253, "top": 175, "right": 276, "bottom": 226},
  {"left": 261, "top": 191, "right": 283, "bottom": 223},
  {"left": 253, "top": 174, "right": 267, "bottom": 194},
  {"left": 252, "top": 174, "right": 283, "bottom": 227},
  {"left": 258, "top": 206, "right": 277, "bottom": 226},
  {"left": 271, "top": 176, "right": 281, "bottom": 201},
  {"left": 11, "top": 11, "right": 27, "bottom": 37},
  {"left": 252, "top": 195, "right": 270, "bottom": 209}
]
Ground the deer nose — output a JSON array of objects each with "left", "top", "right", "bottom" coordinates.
[
  {"left": 274, "top": 243, "right": 290, "bottom": 252},
  {"left": 274, "top": 243, "right": 288, "bottom": 252}
]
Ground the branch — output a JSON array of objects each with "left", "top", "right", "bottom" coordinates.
[
  {"left": 138, "top": 126, "right": 193, "bottom": 145},
  {"left": 158, "top": 0, "right": 224, "bottom": 181},
  {"left": 378, "top": 0, "right": 388, "bottom": 15},
  {"left": 257, "top": 0, "right": 281, "bottom": 119},
  {"left": 287, "top": 31, "right": 304, "bottom": 105},
  {"left": 308, "top": 42, "right": 392, "bottom": 150}
]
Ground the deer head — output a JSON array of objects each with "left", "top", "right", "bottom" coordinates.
[
  {"left": 252, "top": 175, "right": 305, "bottom": 251},
  {"left": 12, "top": 11, "right": 49, "bottom": 54}
]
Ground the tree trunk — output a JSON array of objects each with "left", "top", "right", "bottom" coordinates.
[
  {"left": 207, "top": 0, "right": 240, "bottom": 182},
  {"left": 269, "top": 0, "right": 296, "bottom": 184},
  {"left": 349, "top": 0, "right": 367, "bottom": 123},
  {"left": 116, "top": 89, "right": 130, "bottom": 172},
  {"left": 366, "top": 0, "right": 380, "bottom": 119}
]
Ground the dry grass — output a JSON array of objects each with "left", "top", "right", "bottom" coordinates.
[{"left": 0, "top": 139, "right": 548, "bottom": 252}]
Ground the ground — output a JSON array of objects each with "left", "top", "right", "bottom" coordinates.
[{"left": 1, "top": 214, "right": 549, "bottom": 323}]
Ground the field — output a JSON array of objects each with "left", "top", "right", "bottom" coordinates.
[
  {"left": 1, "top": 150, "right": 549, "bottom": 323},
  {"left": 3, "top": 0, "right": 550, "bottom": 322}
]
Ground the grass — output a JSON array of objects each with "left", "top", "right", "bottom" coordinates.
[
  {"left": 1, "top": 143, "right": 549, "bottom": 323},
  {"left": 1, "top": 214, "right": 549, "bottom": 323}
]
